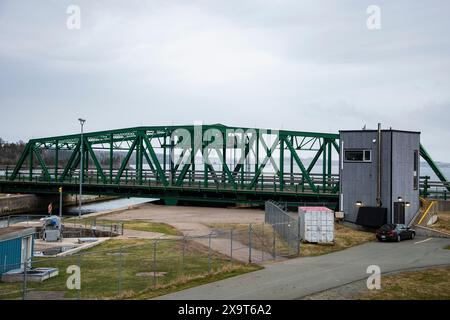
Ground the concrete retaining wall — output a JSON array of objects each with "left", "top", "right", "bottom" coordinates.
[
  {"left": 414, "top": 225, "right": 450, "bottom": 238},
  {"left": 0, "top": 194, "right": 114, "bottom": 217},
  {"left": 0, "top": 194, "right": 58, "bottom": 216}
]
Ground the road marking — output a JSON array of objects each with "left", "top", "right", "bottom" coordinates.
[{"left": 414, "top": 238, "right": 432, "bottom": 244}]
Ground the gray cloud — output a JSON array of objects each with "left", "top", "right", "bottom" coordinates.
[{"left": 0, "top": 0, "right": 449, "bottom": 161}]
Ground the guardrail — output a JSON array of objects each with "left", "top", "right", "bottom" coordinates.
[
  {"left": 420, "top": 176, "right": 450, "bottom": 199},
  {"left": 0, "top": 167, "right": 340, "bottom": 194},
  {"left": 0, "top": 215, "right": 124, "bottom": 237}
]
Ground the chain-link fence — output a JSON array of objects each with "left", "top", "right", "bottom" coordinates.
[
  {"left": 265, "top": 200, "right": 300, "bottom": 255},
  {"left": 0, "top": 217, "right": 304, "bottom": 300},
  {"left": 0, "top": 215, "right": 124, "bottom": 238}
]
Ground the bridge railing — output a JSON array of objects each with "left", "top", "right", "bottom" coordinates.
[
  {"left": 2, "top": 166, "right": 445, "bottom": 198},
  {"left": 420, "top": 176, "right": 450, "bottom": 200},
  {"left": 0, "top": 166, "right": 340, "bottom": 194}
]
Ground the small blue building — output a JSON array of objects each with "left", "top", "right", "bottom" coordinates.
[{"left": 0, "top": 227, "right": 35, "bottom": 276}]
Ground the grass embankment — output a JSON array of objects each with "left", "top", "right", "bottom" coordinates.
[
  {"left": 430, "top": 211, "right": 450, "bottom": 233},
  {"left": 208, "top": 223, "right": 374, "bottom": 257},
  {"left": 209, "top": 223, "right": 292, "bottom": 256},
  {"left": 0, "top": 238, "right": 261, "bottom": 300},
  {"left": 66, "top": 217, "right": 181, "bottom": 236},
  {"left": 300, "top": 223, "right": 374, "bottom": 257},
  {"left": 358, "top": 266, "right": 450, "bottom": 300}
]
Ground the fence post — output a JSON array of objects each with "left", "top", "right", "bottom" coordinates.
[
  {"left": 261, "top": 223, "right": 264, "bottom": 261},
  {"left": 230, "top": 229, "right": 233, "bottom": 264},
  {"left": 78, "top": 253, "right": 82, "bottom": 300},
  {"left": 208, "top": 233, "right": 212, "bottom": 274},
  {"left": 182, "top": 236, "right": 186, "bottom": 273},
  {"left": 153, "top": 241, "right": 157, "bottom": 287},
  {"left": 22, "top": 257, "right": 28, "bottom": 300},
  {"left": 272, "top": 230, "right": 276, "bottom": 260},
  {"left": 287, "top": 224, "right": 291, "bottom": 256},
  {"left": 297, "top": 216, "right": 301, "bottom": 256},
  {"left": 248, "top": 224, "right": 252, "bottom": 263},
  {"left": 117, "top": 245, "right": 123, "bottom": 297},
  {"left": 424, "top": 176, "right": 430, "bottom": 198}
]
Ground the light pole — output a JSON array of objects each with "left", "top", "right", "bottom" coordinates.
[
  {"left": 78, "top": 118, "right": 86, "bottom": 219},
  {"left": 59, "top": 186, "right": 63, "bottom": 217}
]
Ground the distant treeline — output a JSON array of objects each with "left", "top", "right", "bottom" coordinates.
[
  {"left": 0, "top": 138, "right": 124, "bottom": 168},
  {"left": 0, "top": 138, "right": 26, "bottom": 165}
]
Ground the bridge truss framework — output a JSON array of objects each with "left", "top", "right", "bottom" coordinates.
[{"left": 0, "top": 124, "right": 448, "bottom": 206}]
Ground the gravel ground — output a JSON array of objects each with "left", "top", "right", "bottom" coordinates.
[
  {"left": 104, "top": 203, "right": 265, "bottom": 233},
  {"left": 102, "top": 203, "right": 270, "bottom": 263}
]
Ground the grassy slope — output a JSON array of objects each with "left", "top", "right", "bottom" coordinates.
[
  {"left": 358, "top": 266, "right": 450, "bottom": 300},
  {"left": 0, "top": 238, "right": 261, "bottom": 300},
  {"left": 66, "top": 217, "right": 181, "bottom": 236},
  {"left": 208, "top": 222, "right": 375, "bottom": 257},
  {"left": 430, "top": 211, "right": 450, "bottom": 233},
  {"left": 300, "top": 223, "right": 375, "bottom": 257}
]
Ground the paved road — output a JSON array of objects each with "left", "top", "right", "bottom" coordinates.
[{"left": 156, "top": 237, "right": 450, "bottom": 300}]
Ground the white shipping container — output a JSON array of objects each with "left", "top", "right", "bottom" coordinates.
[{"left": 299, "top": 206, "right": 335, "bottom": 243}]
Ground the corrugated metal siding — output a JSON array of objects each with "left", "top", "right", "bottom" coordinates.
[
  {"left": 391, "top": 132, "right": 421, "bottom": 224},
  {"left": 340, "top": 130, "right": 420, "bottom": 225},
  {"left": 0, "top": 238, "right": 22, "bottom": 275},
  {"left": 340, "top": 131, "right": 380, "bottom": 223}
]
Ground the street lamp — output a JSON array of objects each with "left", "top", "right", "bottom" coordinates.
[{"left": 78, "top": 118, "right": 86, "bottom": 219}]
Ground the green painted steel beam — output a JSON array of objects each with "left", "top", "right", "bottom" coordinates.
[
  {"left": 6, "top": 124, "right": 448, "bottom": 204},
  {"left": 306, "top": 142, "right": 325, "bottom": 173},
  {"left": 85, "top": 140, "right": 107, "bottom": 184},
  {"left": 59, "top": 143, "right": 81, "bottom": 181},
  {"left": 142, "top": 134, "right": 169, "bottom": 186},
  {"left": 114, "top": 137, "right": 138, "bottom": 184},
  {"left": 283, "top": 136, "right": 318, "bottom": 193},
  {"left": 420, "top": 144, "right": 449, "bottom": 191},
  {"left": 27, "top": 124, "right": 339, "bottom": 145},
  {"left": 32, "top": 147, "right": 51, "bottom": 181}
]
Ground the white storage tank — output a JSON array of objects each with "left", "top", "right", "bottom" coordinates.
[{"left": 299, "top": 206, "right": 334, "bottom": 243}]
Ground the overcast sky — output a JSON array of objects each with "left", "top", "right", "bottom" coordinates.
[{"left": 0, "top": 0, "right": 449, "bottom": 161}]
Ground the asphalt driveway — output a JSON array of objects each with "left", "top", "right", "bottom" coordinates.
[{"left": 156, "top": 237, "right": 450, "bottom": 300}]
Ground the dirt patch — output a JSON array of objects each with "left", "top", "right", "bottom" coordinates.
[
  {"left": 104, "top": 203, "right": 265, "bottom": 235},
  {"left": 431, "top": 211, "right": 450, "bottom": 233},
  {"left": 106, "top": 252, "right": 130, "bottom": 256},
  {"left": 119, "top": 229, "right": 169, "bottom": 239},
  {"left": 24, "top": 291, "right": 69, "bottom": 300},
  {"left": 136, "top": 272, "right": 167, "bottom": 277}
]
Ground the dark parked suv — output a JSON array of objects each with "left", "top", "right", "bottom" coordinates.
[{"left": 376, "top": 224, "right": 416, "bottom": 242}]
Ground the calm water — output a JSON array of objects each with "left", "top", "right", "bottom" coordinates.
[
  {"left": 64, "top": 197, "right": 157, "bottom": 215},
  {"left": 0, "top": 198, "right": 157, "bottom": 226}
]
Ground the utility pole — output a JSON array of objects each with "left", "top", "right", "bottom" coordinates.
[
  {"left": 376, "top": 123, "right": 382, "bottom": 208},
  {"left": 78, "top": 118, "right": 86, "bottom": 219},
  {"left": 59, "top": 186, "right": 63, "bottom": 217}
]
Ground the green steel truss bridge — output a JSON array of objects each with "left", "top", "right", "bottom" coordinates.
[{"left": 0, "top": 124, "right": 448, "bottom": 206}]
